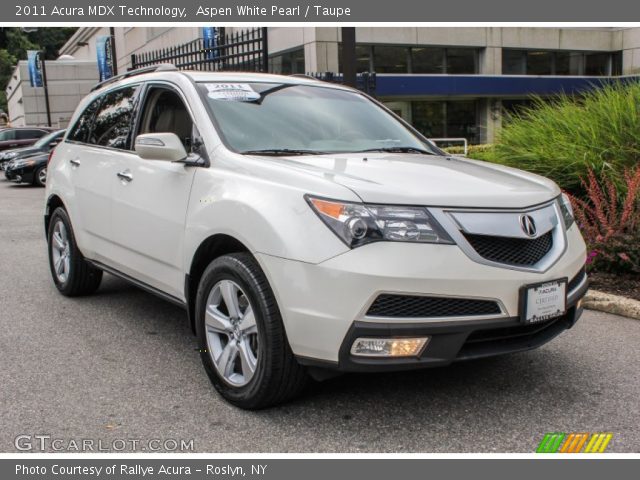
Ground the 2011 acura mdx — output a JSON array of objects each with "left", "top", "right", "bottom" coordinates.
[{"left": 45, "top": 65, "right": 588, "bottom": 408}]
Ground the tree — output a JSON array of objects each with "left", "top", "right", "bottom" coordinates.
[{"left": 0, "top": 27, "right": 77, "bottom": 112}]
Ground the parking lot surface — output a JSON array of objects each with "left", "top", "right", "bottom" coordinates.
[{"left": 1, "top": 181, "right": 639, "bottom": 452}]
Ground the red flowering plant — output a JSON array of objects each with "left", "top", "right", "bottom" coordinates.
[{"left": 564, "top": 166, "right": 640, "bottom": 274}]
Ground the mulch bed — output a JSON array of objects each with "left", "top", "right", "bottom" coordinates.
[{"left": 588, "top": 271, "right": 640, "bottom": 302}]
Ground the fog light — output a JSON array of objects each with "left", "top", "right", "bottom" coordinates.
[{"left": 351, "top": 337, "right": 429, "bottom": 357}]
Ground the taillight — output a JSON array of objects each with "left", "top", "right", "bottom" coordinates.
[{"left": 47, "top": 148, "right": 56, "bottom": 166}]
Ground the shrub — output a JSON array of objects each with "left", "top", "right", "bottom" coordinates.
[
  {"left": 484, "top": 82, "right": 640, "bottom": 193},
  {"left": 443, "top": 144, "right": 495, "bottom": 160},
  {"left": 565, "top": 165, "right": 640, "bottom": 274}
]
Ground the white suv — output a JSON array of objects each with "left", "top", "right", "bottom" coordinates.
[{"left": 45, "top": 66, "right": 588, "bottom": 408}]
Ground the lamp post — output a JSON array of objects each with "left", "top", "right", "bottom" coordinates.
[
  {"left": 341, "top": 27, "right": 357, "bottom": 88},
  {"left": 38, "top": 51, "right": 52, "bottom": 127}
]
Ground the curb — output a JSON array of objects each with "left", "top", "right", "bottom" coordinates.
[{"left": 583, "top": 289, "right": 640, "bottom": 320}]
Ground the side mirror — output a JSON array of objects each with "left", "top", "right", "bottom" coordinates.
[
  {"left": 49, "top": 140, "right": 60, "bottom": 149},
  {"left": 135, "top": 133, "right": 188, "bottom": 162}
]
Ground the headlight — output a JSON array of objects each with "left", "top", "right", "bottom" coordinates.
[
  {"left": 306, "top": 195, "right": 454, "bottom": 248},
  {"left": 5, "top": 152, "right": 18, "bottom": 159},
  {"left": 559, "top": 193, "right": 575, "bottom": 229}
]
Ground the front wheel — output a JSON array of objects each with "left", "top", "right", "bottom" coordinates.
[
  {"left": 34, "top": 166, "right": 47, "bottom": 187},
  {"left": 195, "top": 253, "right": 308, "bottom": 409}
]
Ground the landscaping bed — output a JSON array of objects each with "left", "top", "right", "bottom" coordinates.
[{"left": 588, "top": 271, "right": 640, "bottom": 302}]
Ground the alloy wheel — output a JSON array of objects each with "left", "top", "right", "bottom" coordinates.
[
  {"left": 51, "top": 220, "right": 71, "bottom": 283},
  {"left": 38, "top": 167, "right": 47, "bottom": 185},
  {"left": 204, "top": 279, "right": 259, "bottom": 387}
]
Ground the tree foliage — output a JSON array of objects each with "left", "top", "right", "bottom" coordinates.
[{"left": 0, "top": 27, "right": 77, "bottom": 112}]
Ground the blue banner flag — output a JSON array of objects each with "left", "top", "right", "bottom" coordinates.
[
  {"left": 96, "top": 35, "right": 114, "bottom": 81},
  {"left": 27, "top": 50, "right": 43, "bottom": 87}
]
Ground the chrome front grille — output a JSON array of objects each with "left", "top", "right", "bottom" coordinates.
[{"left": 428, "top": 200, "right": 566, "bottom": 272}]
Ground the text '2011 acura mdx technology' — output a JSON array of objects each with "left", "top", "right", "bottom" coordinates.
[{"left": 45, "top": 65, "right": 588, "bottom": 409}]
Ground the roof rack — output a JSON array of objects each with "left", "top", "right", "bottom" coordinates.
[
  {"left": 91, "top": 64, "right": 178, "bottom": 92},
  {"left": 289, "top": 73, "right": 321, "bottom": 80}
]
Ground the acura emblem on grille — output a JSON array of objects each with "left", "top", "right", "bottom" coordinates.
[{"left": 519, "top": 214, "right": 537, "bottom": 237}]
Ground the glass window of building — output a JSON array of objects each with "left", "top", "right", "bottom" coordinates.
[
  {"left": 612, "top": 51, "right": 623, "bottom": 76},
  {"left": 411, "top": 47, "right": 445, "bottom": 73},
  {"left": 502, "top": 49, "right": 526, "bottom": 75},
  {"left": 585, "top": 52, "right": 610, "bottom": 76},
  {"left": 340, "top": 44, "right": 479, "bottom": 74},
  {"left": 373, "top": 46, "right": 409, "bottom": 73},
  {"left": 503, "top": 49, "right": 619, "bottom": 76},
  {"left": 446, "top": 101, "right": 478, "bottom": 139},
  {"left": 338, "top": 45, "right": 372, "bottom": 73},
  {"left": 446, "top": 48, "right": 478, "bottom": 74},
  {"left": 269, "top": 48, "right": 305, "bottom": 75},
  {"left": 411, "top": 102, "right": 445, "bottom": 138},
  {"left": 555, "top": 51, "right": 583, "bottom": 75},
  {"left": 526, "top": 51, "right": 553, "bottom": 75},
  {"left": 355, "top": 45, "right": 373, "bottom": 72},
  {"left": 411, "top": 101, "right": 478, "bottom": 144}
]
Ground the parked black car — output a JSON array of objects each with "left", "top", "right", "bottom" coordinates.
[
  {"left": 0, "top": 129, "right": 64, "bottom": 170},
  {"left": 4, "top": 152, "right": 49, "bottom": 187}
]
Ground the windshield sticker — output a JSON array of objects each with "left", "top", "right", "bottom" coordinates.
[{"left": 205, "top": 83, "right": 261, "bottom": 102}]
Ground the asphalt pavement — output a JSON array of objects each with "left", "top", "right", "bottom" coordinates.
[{"left": 1, "top": 180, "right": 639, "bottom": 453}]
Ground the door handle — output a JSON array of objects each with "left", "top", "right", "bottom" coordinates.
[
  {"left": 69, "top": 159, "right": 81, "bottom": 167},
  {"left": 117, "top": 171, "right": 133, "bottom": 182}
]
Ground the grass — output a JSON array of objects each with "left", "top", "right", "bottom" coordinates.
[{"left": 464, "top": 82, "right": 640, "bottom": 193}]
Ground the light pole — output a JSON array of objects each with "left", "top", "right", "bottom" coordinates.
[{"left": 38, "top": 51, "right": 52, "bottom": 127}]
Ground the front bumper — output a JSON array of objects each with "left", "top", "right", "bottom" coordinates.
[
  {"left": 256, "top": 225, "right": 588, "bottom": 368},
  {"left": 332, "top": 304, "right": 584, "bottom": 372},
  {"left": 4, "top": 166, "right": 34, "bottom": 183}
]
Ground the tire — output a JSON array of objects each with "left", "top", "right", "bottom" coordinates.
[
  {"left": 195, "top": 253, "right": 308, "bottom": 409},
  {"left": 34, "top": 166, "right": 47, "bottom": 187},
  {"left": 47, "top": 207, "right": 103, "bottom": 296}
]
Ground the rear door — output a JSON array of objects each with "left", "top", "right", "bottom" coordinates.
[
  {"left": 109, "top": 82, "right": 200, "bottom": 300},
  {"left": 15, "top": 129, "right": 48, "bottom": 147},
  {"left": 63, "top": 85, "right": 141, "bottom": 263},
  {"left": 0, "top": 129, "right": 18, "bottom": 150}
]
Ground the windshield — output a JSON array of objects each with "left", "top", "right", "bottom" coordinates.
[
  {"left": 198, "top": 82, "right": 441, "bottom": 155},
  {"left": 34, "top": 130, "right": 63, "bottom": 148}
]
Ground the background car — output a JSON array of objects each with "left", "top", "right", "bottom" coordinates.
[
  {"left": 0, "top": 127, "right": 56, "bottom": 152},
  {"left": 4, "top": 151, "right": 48, "bottom": 187},
  {"left": 0, "top": 130, "right": 65, "bottom": 170}
]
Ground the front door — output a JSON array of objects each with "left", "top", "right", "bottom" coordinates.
[{"left": 109, "top": 84, "right": 199, "bottom": 300}]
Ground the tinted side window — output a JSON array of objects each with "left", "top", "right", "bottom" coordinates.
[
  {"left": 0, "top": 130, "right": 17, "bottom": 141},
  {"left": 89, "top": 86, "right": 139, "bottom": 150},
  {"left": 68, "top": 97, "right": 102, "bottom": 143},
  {"left": 16, "top": 129, "right": 45, "bottom": 140}
]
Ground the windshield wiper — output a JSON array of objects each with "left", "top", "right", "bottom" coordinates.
[
  {"left": 354, "top": 146, "right": 436, "bottom": 155},
  {"left": 240, "top": 148, "right": 329, "bottom": 156}
]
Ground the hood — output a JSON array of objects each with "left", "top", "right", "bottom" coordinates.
[
  {"left": 1, "top": 146, "right": 40, "bottom": 160},
  {"left": 10, "top": 153, "right": 48, "bottom": 168},
  {"left": 257, "top": 153, "right": 560, "bottom": 208}
]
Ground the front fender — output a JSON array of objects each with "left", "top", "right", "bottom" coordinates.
[{"left": 183, "top": 163, "right": 354, "bottom": 269}]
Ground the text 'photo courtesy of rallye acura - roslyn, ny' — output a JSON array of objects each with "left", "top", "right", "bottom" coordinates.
[{"left": 44, "top": 65, "right": 588, "bottom": 409}]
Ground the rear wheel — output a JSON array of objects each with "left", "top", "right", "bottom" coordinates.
[
  {"left": 196, "top": 253, "right": 308, "bottom": 409},
  {"left": 34, "top": 166, "right": 47, "bottom": 187},
  {"left": 47, "top": 207, "right": 102, "bottom": 296}
]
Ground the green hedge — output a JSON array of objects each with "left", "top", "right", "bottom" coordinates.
[{"left": 474, "top": 82, "right": 640, "bottom": 193}]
